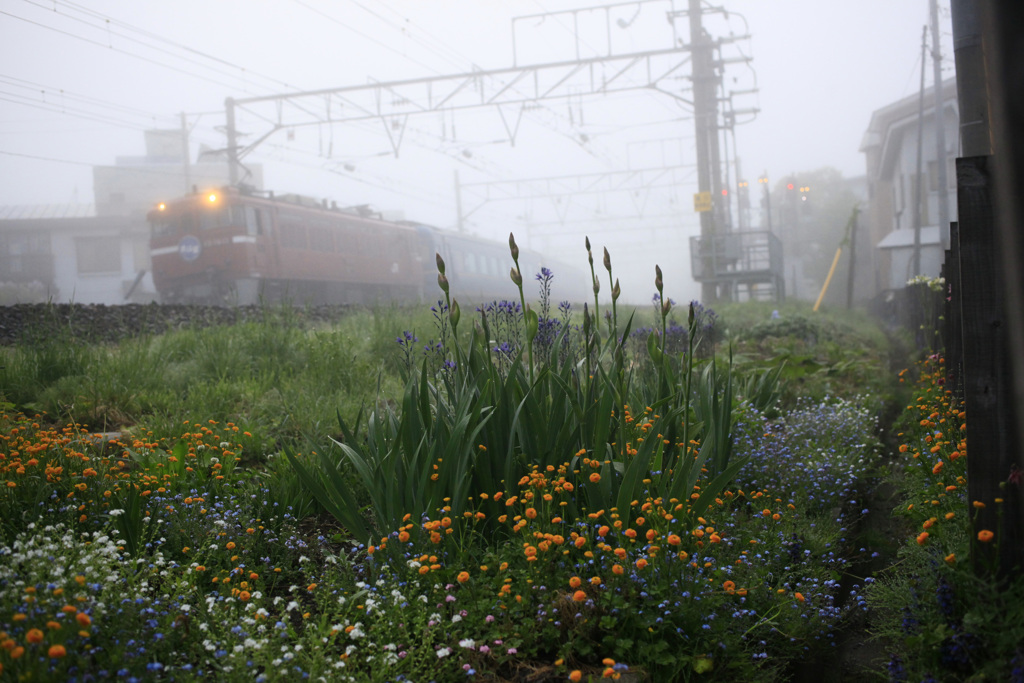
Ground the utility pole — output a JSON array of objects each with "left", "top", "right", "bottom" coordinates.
[
  {"left": 454, "top": 170, "right": 464, "bottom": 232},
  {"left": 930, "top": 0, "right": 951, "bottom": 250},
  {"left": 180, "top": 112, "right": 191, "bottom": 195},
  {"left": 226, "top": 97, "right": 239, "bottom": 187},
  {"left": 759, "top": 172, "right": 772, "bottom": 232},
  {"left": 689, "top": 0, "right": 720, "bottom": 302},
  {"left": 912, "top": 25, "right": 927, "bottom": 278}
]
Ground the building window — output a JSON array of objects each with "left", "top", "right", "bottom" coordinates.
[{"left": 75, "top": 237, "right": 121, "bottom": 275}]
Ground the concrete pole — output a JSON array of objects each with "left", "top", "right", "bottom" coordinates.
[
  {"left": 912, "top": 26, "right": 928, "bottom": 278},
  {"left": 454, "top": 170, "right": 464, "bottom": 232},
  {"left": 931, "top": 0, "right": 951, "bottom": 249},
  {"left": 225, "top": 97, "right": 239, "bottom": 186},
  {"left": 180, "top": 112, "right": 191, "bottom": 195},
  {"left": 689, "top": 0, "right": 717, "bottom": 302}
]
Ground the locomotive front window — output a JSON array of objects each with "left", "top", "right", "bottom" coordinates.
[
  {"left": 150, "top": 215, "right": 177, "bottom": 237},
  {"left": 199, "top": 206, "right": 230, "bottom": 231}
]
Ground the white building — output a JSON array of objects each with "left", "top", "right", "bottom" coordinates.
[
  {"left": 860, "top": 78, "right": 958, "bottom": 293},
  {"left": 0, "top": 130, "right": 262, "bottom": 304}
]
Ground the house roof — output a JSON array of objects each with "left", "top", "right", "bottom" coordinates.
[
  {"left": 860, "top": 77, "right": 959, "bottom": 182},
  {"left": 877, "top": 226, "right": 941, "bottom": 249},
  {"left": 0, "top": 204, "right": 96, "bottom": 220}
]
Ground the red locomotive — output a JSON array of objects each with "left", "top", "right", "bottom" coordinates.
[{"left": 148, "top": 186, "right": 583, "bottom": 305}]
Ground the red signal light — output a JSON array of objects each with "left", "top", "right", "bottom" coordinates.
[
  {"left": 786, "top": 183, "right": 794, "bottom": 190},
  {"left": 721, "top": 189, "right": 728, "bottom": 196}
]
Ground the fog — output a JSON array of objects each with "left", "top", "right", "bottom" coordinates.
[{"left": 0, "top": 1, "right": 953, "bottom": 305}]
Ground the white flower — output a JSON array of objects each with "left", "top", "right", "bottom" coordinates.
[
  {"left": 436, "top": 647, "right": 451, "bottom": 658},
  {"left": 109, "top": 510, "right": 125, "bottom": 517},
  {"left": 451, "top": 614, "right": 462, "bottom": 623},
  {"left": 459, "top": 638, "right": 476, "bottom": 649}
]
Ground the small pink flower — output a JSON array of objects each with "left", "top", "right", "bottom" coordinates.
[{"left": 485, "top": 614, "right": 495, "bottom": 623}]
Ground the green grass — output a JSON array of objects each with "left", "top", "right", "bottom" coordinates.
[{"left": 0, "top": 304, "right": 424, "bottom": 456}]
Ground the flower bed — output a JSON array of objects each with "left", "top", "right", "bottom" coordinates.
[{"left": 0, "top": 396, "right": 881, "bottom": 681}]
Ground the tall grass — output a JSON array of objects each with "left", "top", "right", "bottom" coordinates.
[{"left": 292, "top": 237, "right": 755, "bottom": 545}]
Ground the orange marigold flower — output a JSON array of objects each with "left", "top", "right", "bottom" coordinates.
[
  {"left": 977, "top": 529, "right": 995, "bottom": 543},
  {"left": 26, "top": 628, "right": 44, "bottom": 644},
  {"left": 932, "top": 461, "right": 944, "bottom": 474},
  {"left": 598, "top": 525, "right": 610, "bottom": 537},
  {"left": 225, "top": 542, "right": 236, "bottom": 550},
  {"left": 574, "top": 536, "right": 587, "bottom": 548},
  {"left": 589, "top": 472, "right": 601, "bottom": 483},
  {"left": 667, "top": 534, "right": 681, "bottom": 545},
  {"left": 722, "top": 580, "right": 735, "bottom": 593},
  {"left": 525, "top": 508, "right": 537, "bottom": 519},
  {"left": 612, "top": 563, "right": 624, "bottom": 575},
  {"left": 569, "top": 576, "right": 582, "bottom": 588},
  {"left": 239, "top": 590, "right": 251, "bottom": 601},
  {"left": 916, "top": 532, "right": 929, "bottom": 545},
  {"left": 590, "top": 576, "right": 602, "bottom": 586},
  {"left": 794, "top": 592, "right": 805, "bottom": 603},
  {"left": 75, "top": 612, "right": 91, "bottom": 627},
  {"left": 944, "top": 553, "right": 956, "bottom": 565},
  {"left": 457, "top": 571, "right": 470, "bottom": 583},
  {"left": 572, "top": 590, "right": 587, "bottom": 602},
  {"left": 569, "top": 671, "right": 583, "bottom": 682},
  {"left": 623, "top": 528, "right": 637, "bottom": 539},
  {"left": 47, "top": 644, "right": 66, "bottom": 658},
  {"left": 973, "top": 501, "right": 986, "bottom": 509},
  {"left": 398, "top": 531, "right": 410, "bottom": 543},
  {"left": 635, "top": 558, "right": 648, "bottom": 570}
]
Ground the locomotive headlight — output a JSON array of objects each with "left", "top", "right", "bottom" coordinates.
[
  {"left": 157, "top": 202, "right": 166, "bottom": 211},
  {"left": 208, "top": 193, "right": 218, "bottom": 203}
]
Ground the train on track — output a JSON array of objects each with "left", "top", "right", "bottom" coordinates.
[{"left": 148, "top": 186, "right": 586, "bottom": 306}]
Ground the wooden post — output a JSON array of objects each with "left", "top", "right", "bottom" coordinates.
[
  {"left": 945, "top": 221, "right": 962, "bottom": 390},
  {"left": 984, "top": 0, "right": 1024, "bottom": 579},
  {"left": 957, "top": 156, "right": 1021, "bottom": 577}
]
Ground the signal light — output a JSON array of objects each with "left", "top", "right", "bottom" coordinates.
[
  {"left": 157, "top": 202, "right": 166, "bottom": 211},
  {"left": 721, "top": 189, "right": 728, "bottom": 196},
  {"left": 786, "top": 183, "right": 794, "bottom": 190},
  {"left": 208, "top": 193, "right": 218, "bottom": 203}
]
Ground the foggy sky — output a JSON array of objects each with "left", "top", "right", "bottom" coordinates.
[{"left": 0, "top": 0, "right": 953, "bottom": 303}]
